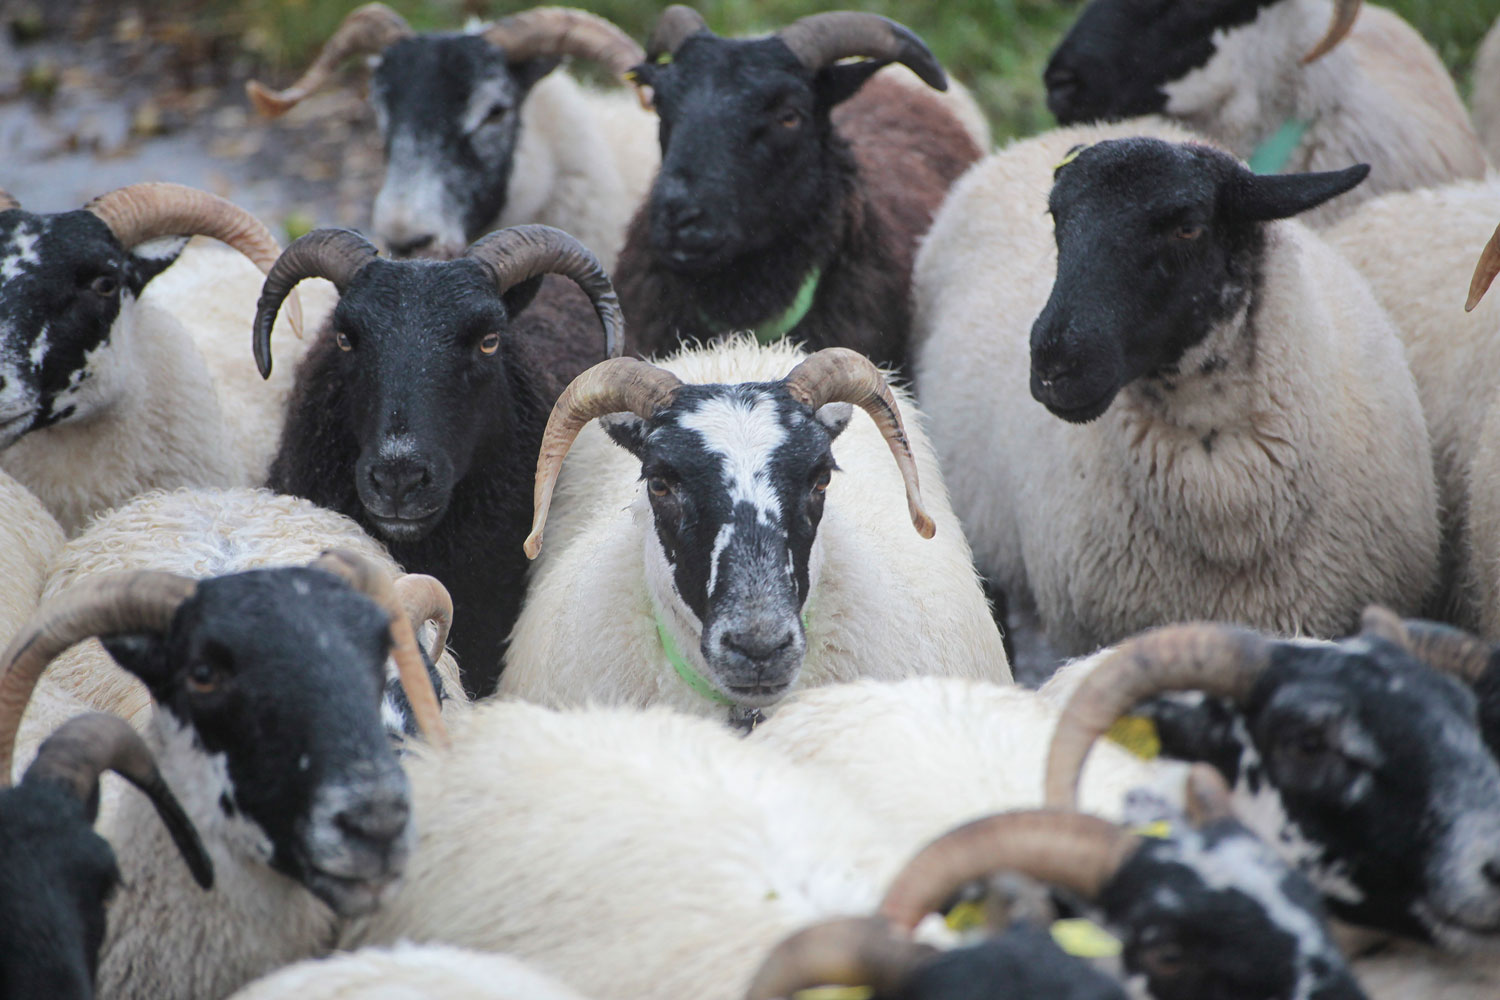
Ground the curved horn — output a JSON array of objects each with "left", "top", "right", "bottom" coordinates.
[
  {"left": 1044, "top": 624, "right": 1273, "bottom": 810},
  {"left": 395, "top": 574, "right": 454, "bottom": 665},
  {"left": 879, "top": 810, "right": 1139, "bottom": 933},
  {"left": 1361, "top": 606, "right": 1496, "bottom": 685},
  {"left": 1301, "top": 0, "right": 1361, "bottom": 64},
  {"left": 1467, "top": 221, "right": 1500, "bottom": 313},
  {"left": 254, "top": 228, "right": 379, "bottom": 378},
  {"left": 463, "top": 225, "right": 624, "bottom": 360},
  {"left": 1183, "top": 762, "right": 1238, "bottom": 829},
  {"left": 86, "top": 182, "right": 303, "bottom": 337},
  {"left": 646, "top": 5, "right": 709, "bottom": 61},
  {"left": 484, "top": 7, "right": 644, "bottom": 82},
  {"left": 0, "top": 189, "right": 18, "bottom": 212},
  {"left": 309, "top": 551, "right": 450, "bottom": 750},
  {"left": 0, "top": 572, "right": 197, "bottom": 787},
  {"left": 782, "top": 347, "right": 935, "bottom": 539},
  {"left": 744, "top": 917, "right": 933, "bottom": 1000},
  {"left": 525, "top": 358, "right": 683, "bottom": 559},
  {"left": 26, "top": 713, "right": 214, "bottom": 888},
  {"left": 779, "top": 11, "right": 946, "bottom": 91},
  {"left": 246, "top": 2, "right": 414, "bottom": 117}
]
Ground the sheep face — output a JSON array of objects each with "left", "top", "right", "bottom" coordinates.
[
  {"left": 602, "top": 384, "right": 851, "bottom": 706},
  {"left": 0, "top": 783, "right": 118, "bottom": 999},
  {"left": 321, "top": 258, "right": 529, "bottom": 544},
  {"left": 1030, "top": 138, "right": 1365, "bottom": 424},
  {"left": 371, "top": 34, "right": 558, "bottom": 260},
  {"left": 1101, "top": 818, "right": 1362, "bottom": 1000},
  {"left": 1141, "top": 637, "right": 1500, "bottom": 948},
  {"left": 899, "top": 924, "right": 1127, "bottom": 1000},
  {"left": 1044, "top": 0, "right": 1280, "bottom": 125},
  {"left": 0, "top": 208, "right": 180, "bottom": 449},
  {"left": 632, "top": 34, "right": 876, "bottom": 273},
  {"left": 100, "top": 567, "right": 412, "bottom": 918}
]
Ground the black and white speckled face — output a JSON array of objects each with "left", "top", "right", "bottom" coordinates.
[
  {"left": 604, "top": 384, "right": 852, "bottom": 705},
  {"left": 0, "top": 208, "right": 180, "bottom": 448},
  {"left": 370, "top": 34, "right": 558, "bottom": 259}
]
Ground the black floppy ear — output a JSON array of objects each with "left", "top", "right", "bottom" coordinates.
[
  {"left": 126, "top": 236, "right": 190, "bottom": 295},
  {"left": 600, "top": 412, "right": 649, "bottom": 458},
  {"left": 814, "top": 59, "right": 889, "bottom": 110},
  {"left": 1227, "top": 164, "right": 1370, "bottom": 222},
  {"left": 99, "top": 633, "right": 172, "bottom": 693},
  {"left": 501, "top": 274, "right": 544, "bottom": 318},
  {"left": 509, "top": 55, "right": 562, "bottom": 93}
]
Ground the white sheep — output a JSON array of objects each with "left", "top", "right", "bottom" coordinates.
[
  {"left": 1475, "top": 17, "right": 1500, "bottom": 166},
  {"left": 341, "top": 700, "right": 902, "bottom": 1000},
  {"left": 0, "top": 183, "right": 299, "bottom": 535},
  {"left": 502, "top": 337, "right": 1009, "bottom": 721},
  {"left": 1322, "top": 180, "right": 1500, "bottom": 625},
  {"left": 912, "top": 121, "right": 1438, "bottom": 657},
  {"left": 0, "top": 468, "right": 64, "bottom": 649},
  {"left": 1045, "top": 0, "right": 1490, "bottom": 228},
  {"left": 228, "top": 943, "right": 596, "bottom": 1000}
]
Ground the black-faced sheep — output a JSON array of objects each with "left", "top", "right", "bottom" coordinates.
[
  {"left": 255, "top": 225, "right": 622, "bottom": 697},
  {"left": 614, "top": 7, "right": 982, "bottom": 370}
]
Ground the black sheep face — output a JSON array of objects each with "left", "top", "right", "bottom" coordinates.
[
  {"left": 0, "top": 208, "right": 180, "bottom": 449},
  {"left": 894, "top": 923, "right": 1127, "bottom": 1000},
  {"left": 632, "top": 33, "right": 878, "bottom": 273},
  {"left": 324, "top": 257, "right": 534, "bottom": 544},
  {"left": 603, "top": 384, "right": 852, "bottom": 706},
  {"left": 1044, "top": 0, "right": 1276, "bottom": 124},
  {"left": 371, "top": 34, "right": 559, "bottom": 260},
  {"left": 100, "top": 567, "right": 412, "bottom": 918},
  {"left": 1030, "top": 138, "right": 1366, "bottom": 423},
  {"left": 0, "top": 783, "right": 119, "bottom": 1000},
  {"left": 1142, "top": 636, "right": 1500, "bottom": 947}
]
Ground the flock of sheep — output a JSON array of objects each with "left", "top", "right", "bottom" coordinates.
[{"left": 6, "top": 0, "right": 1500, "bottom": 996}]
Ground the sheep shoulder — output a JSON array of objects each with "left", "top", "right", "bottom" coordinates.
[{"left": 0, "top": 470, "right": 63, "bottom": 646}]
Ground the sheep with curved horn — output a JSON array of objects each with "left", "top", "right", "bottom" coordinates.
[
  {"left": 503, "top": 338, "right": 1007, "bottom": 724},
  {"left": 248, "top": 3, "right": 656, "bottom": 268},
  {"left": 0, "top": 182, "right": 305, "bottom": 534},
  {"left": 1044, "top": 0, "right": 1486, "bottom": 228},
  {"left": 259, "top": 224, "right": 621, "bottom": 697}
]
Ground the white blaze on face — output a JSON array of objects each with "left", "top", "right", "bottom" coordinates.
[
  {"left": 0, "top": 223, "right": 40, "bottom": 282},
  {"left": 678, "top": 392, "right": 788, "bottom": 527}
]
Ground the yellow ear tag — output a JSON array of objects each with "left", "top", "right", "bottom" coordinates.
[
  {"left": 1051, "top": 918, "right": 1123, "bottom": 959},
  {"left": 1130, "top": 819, "right": 1173, "bottom": 840},
  {"left": 944, "top": 900, "right": 988, "bottom": 934},
  {"left": 792, "top": 988, "right": 874, "bottom": 1000},
  {"left": 1053, "top": 144, "right": 1088, "bottom": 173},
  {"left": 654, "top": 52, "right": 673, "bottom": 65},
  {"left": 1106, "top": 714, "right": 1161, "bottom": 760},
  {"left": 623, "top": 69, "right": 639, "bottom": 82}
]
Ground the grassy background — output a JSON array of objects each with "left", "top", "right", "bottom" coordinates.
[{"left": 216, "top": 0, "right": 1498, "bottom": 142}]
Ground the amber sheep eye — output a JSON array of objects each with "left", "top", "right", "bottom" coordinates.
[
  {"left": 648, "top": 477, "right": 671, "bottom": 497},
  {"left": 335, "top": 331, "right": 353, "bottom": 352},
  {"left": 479, "top": 332, "right": 501, "bottom": 356},
  {"left": 1174, "top": 225, "right": 1203, "bottom": 241},
  {"left": 812, "top": 470, "right": 831, "bottom": 493}
]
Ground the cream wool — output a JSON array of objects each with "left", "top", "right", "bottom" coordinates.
[
  {"left": 0, "top": 468, "right": 63, "bottom": 649},
  {"left": 1156, "top": 0, "right": 1488, "bottom": 228},
  {"left": 501, "top": 337, "right": 1009, "bottom": 717},
  {"left": 229, "top": 944, "right": 595, "bottom": 1000},
  {"left": 913, "top": 122, "right": 1438, "bottom": 656},
  {"left": 1324, "top": 180, "right": 1500, "bottom": 625},
  {"left": 342, "top": 701, "right": 902, "bottom": 1000}
]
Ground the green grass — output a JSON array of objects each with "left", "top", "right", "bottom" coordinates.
[{"left": 210, "top": 0, "right": 1496, "bottom": 140}]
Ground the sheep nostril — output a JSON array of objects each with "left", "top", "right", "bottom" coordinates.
[{"left": 1482, "top": 859, "right": 1500, "bottom": 888}]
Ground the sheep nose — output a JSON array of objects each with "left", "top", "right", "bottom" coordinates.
[
  {"left": 1044, "top": 66, "right": 1082, "bottom": 120},
  {"left": 388, "top": 233, "right": 436, "bottom": 257},
  {"left": 723, "top": 627, "right": 796, "bottom": 664},
  {"left": 334, "top": 792, "right": 411, "bottom": 847},
  {"left": 1482, "top": 859, "right": 1500, "bottom": 888},
  {"left": 368, "top": 460, "right": 431, "bottom": 503}
]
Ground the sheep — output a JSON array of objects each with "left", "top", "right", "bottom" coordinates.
[
  {"left": 1043, "top": 0, "right": 1489, "bottom": 228},
  {"left": 228, "top": 944, "right": 595, "bottom": 1000},
  {"left": 749, "top": 796, "right": 1367, "bottom": 1000},
  {"left": 247, "top": 4, "right": 655, "bottom": 268},
  {"left": 911, "top": 124, "right": 1438, "bottom": 658},
  {"left": 503, "top": 338, "right": 1009, "bottom": 725},
  {"left": 745, "top": 677, "right": 1183, "bottom": 856},
  {"left": 1043, "top": 609, "right": 1500, "bottom": 952},
  {"left": 254, "top": 224, "right": 622, "bottom": 697},
  {"left": 1317, "top": 181, "right": 1500, "bottom": 623},
  {"left": 339, "top": 698, "right": 906, "bottom": 1000},
  {"left": 0, "top": 182, "right": 297, "bottom": 535},
  {"left": 614, "top": 6, "right": 983, "bottom": 370},
  {"left": 0, "top": 713, "right": 213, "bottom": 1000},
  {"left": 0, "top": 550, "right": 446, "bottom": 1000},
  {"left": 10, "top": 487, "right": 465, "bottom": 793},
  {"left": 0, "top": 466, "right": 65, "bottom": 645},
  {"left": 1475, "top": 18, "right": 1500, "bottom": 166}
]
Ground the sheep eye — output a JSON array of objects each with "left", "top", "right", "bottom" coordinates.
[
  {"left": 89, "top": 274, "right": 119, "bottom": 297},
  {"left": 479, "top": 332, "right": 501, "bottom": 356},
  {"left": 812, "top": 469, "right": 831, "bottom": 493},
  {"left": 648, "top": 477, "right": 671, "bottom": 497},
  {"left": 335, "top": 331, "right": 353, "bottom": 352},
  {"left": 1174, "top": 225, "right": 1203, "bottom": 241},
  {"left": 187, "top": 662, "right": 219, "bottom": 695},
  {"left": 778, "top": 108, "right": 803, "bottom": 129},
  {"left": 1293, "top": 729, "right": 1328, "bottom": 757},
  {"left": 1140, "top": 941, "right": 1186, "bottom": 979},
  {"left": 483, "top": 103, "right": 511, "bottom": 125}
]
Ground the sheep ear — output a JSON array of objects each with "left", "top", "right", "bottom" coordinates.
[
  {"left": 814, "top": 59, "right": 889, "bottom": 109},
  {"left": 509, "top": 55, "right": 562, "bottom": 93},
  {"left": 501, "top": 274, "right": 544, "bottom": 319},
  {"left": 1227, "top": 164, "right": 1370, "bottom": 223},
  {"left": 1135, "top": 693, "right": 1246, "bottom": 781},
  {"left": 600, "top": 412, "right": 649, "bottom": 458},
  {"left": 127, "top": 235, "right": 189, "bottom": 294},
  {"left": 99, "top": 633, "right": 172, "bottom": 694},
  {"left": 815, "top": 401, "right": 853, "bottom": 440}
]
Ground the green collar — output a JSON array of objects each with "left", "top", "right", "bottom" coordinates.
[
  {"left": 750, "top": 266, "right": 822, "bottom": 344},
  {"left": 1247, "top": 117, "right": 1309, "bottom": 174},
  {"left": 654, "top": 608, "right": 813, "bottom": 706}
]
